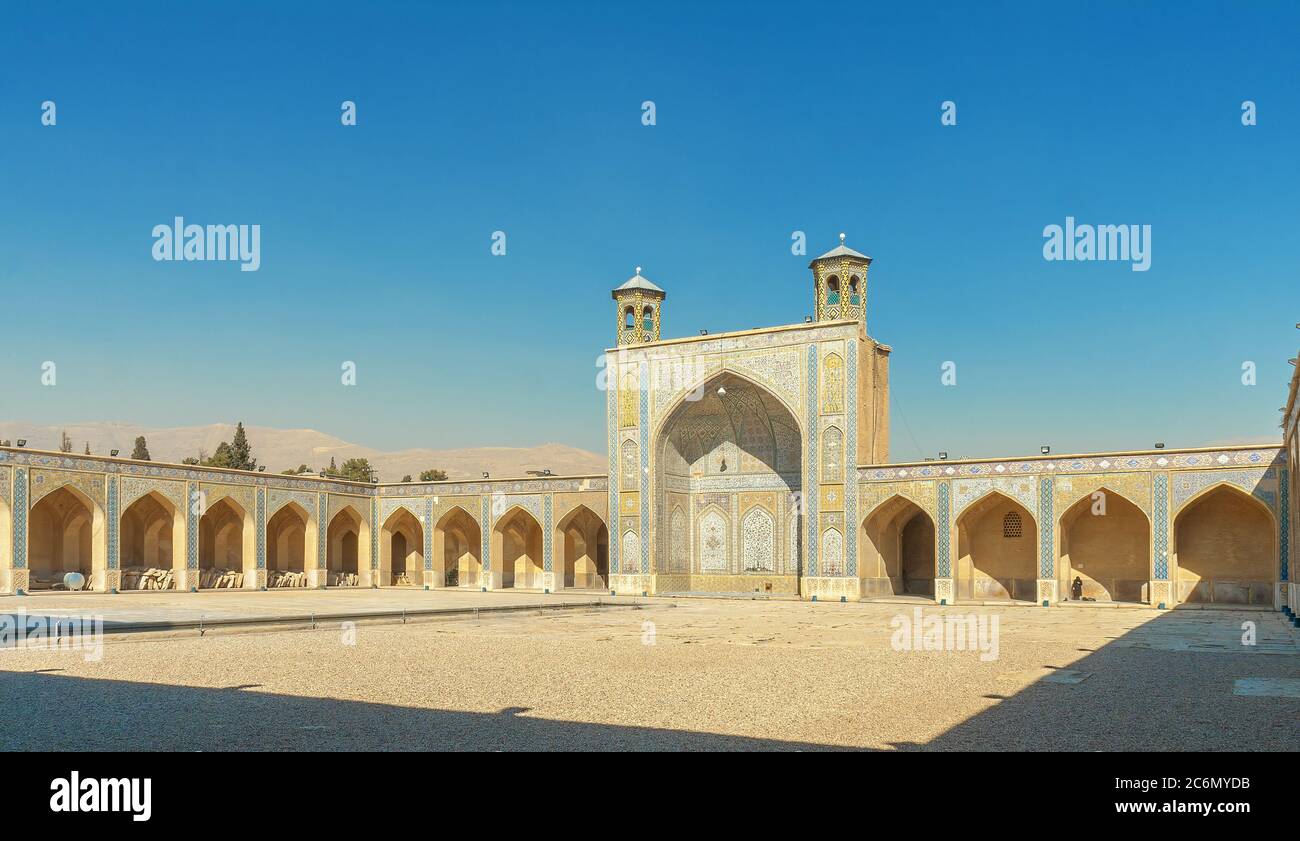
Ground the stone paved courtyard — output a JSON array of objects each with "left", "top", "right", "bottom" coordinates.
[{"left": 1, "top": 592, "right": 1295, "bottom": 751}]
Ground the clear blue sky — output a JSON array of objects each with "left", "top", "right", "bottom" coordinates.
[{"left": 1, "top": 1, "right": 1296, "bottom": 461}]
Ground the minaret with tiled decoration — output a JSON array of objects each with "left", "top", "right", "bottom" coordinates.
[
  {"left": 612, "top": 266, "right": 665, "bottom": 345},
  {"left": 809, "top": 233, "right": 871, "bottom": 327},
  {"left": 810, "top": 234, "right": 890, "bottom": 466}
]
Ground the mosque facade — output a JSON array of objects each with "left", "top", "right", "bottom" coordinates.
[{"left": 0, "top": 239, "right": 1294, "bottom": 613}]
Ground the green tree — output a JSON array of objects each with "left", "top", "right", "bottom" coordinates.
[
  {"left": 228, "top": 422, "right": 257, "bottom": 471},
  {"left": 131, "top": 436, "right": 151, "bottom": 461},
  {"left": 83, "top": 442, "right": 91, "bottom": 455},
  {"left": 335, "top": 458, "right": 373, "bottom": 481},
  {"left": 181, "top": 456, "right": 200, "bottom": 465},
  {"left": 59, "top": 430, "right": 73, "bottom": 453},
  {"left": 401, "top": 474, "right": 412, "bottom": 483},
  {"left": 203, "top": 442, "right": 234, "bottom": 468},
  {"left": 419, "top": 469, "right": 448, "bottom": 481}
]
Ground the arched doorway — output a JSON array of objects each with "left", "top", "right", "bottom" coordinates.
[
  {"left": 199, "top": 496, "right": 255, "bottom": 588},
  {"left": 1058, "top": 488, "right": 1150, "bottom": 603},
  {"left": 955, "top": 491, "right": 1037, "bottom": 602},
  {"left": 433, "top": 506, "right": 481, "bottom": 588},
  {"left": 381, "top": 507, "right": 424, "bottom": 586},
  {"left": 326, "top": 506, "right": 366, "bottom": 587},
  {"left": 1173, "top": 484, "right": 1275, "bottom": 605},
  {"left": 266, "top": 502, "right": 310, "bottom": 588},
  {"left": 556, "top": 505, "right": 608, "bottom": 589},
  {"left": 120, "top": 491, "right": 184, "bottom": 590},
  {"left": 861, "top": 496, "right": 935, "bottom": 597},
  {"left": 492, "top": 507, "right": 543, "bottom": 589},
  {"left": 653, "top": 371, "right": 802, "bottom": 593},
  {"left": 28, "top": 485, "right": 106, "bottom": 591}
]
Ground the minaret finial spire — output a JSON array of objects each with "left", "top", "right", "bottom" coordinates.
[
  {"left": 839, "top": 232, "right": 846, "bottom": 245},
  {"left": 635, "top": 265, "right": 642, "bottom": 276}
]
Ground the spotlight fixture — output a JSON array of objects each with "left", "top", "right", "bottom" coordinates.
[
  {"left": 804, "top": 316, "right": 813, "bottom": 323},
  {"left": 1154, "top": 442, "right": 1165, "bottom": 449},
  {"left": 1040, "top": 445, "right": 1051, "bottom": 455},
  {"left": 16, "top": 439, "right": 26, "bottom": 447},
  {"left": 717, "top": 386, "right": 727, "bottom": 396},
  {"left": 938, "top": 451, "right": 948, "bottom": 460},
  {"left": 319, "top": 470, "right": 327, "bottom": 477},
  {"left": 258, "top": 466, "right": 265, "bottom": 472},
  {"left": 699, "top": 329, "right": 708, "bottom": 336},
  {"left": 110, "top": 449, "right": 120, "bottom": 457},
  {"left": 482, "top": 472, "right": 490, "bottom": 479}
]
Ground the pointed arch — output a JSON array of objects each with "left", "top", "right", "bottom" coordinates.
[
  {"left": 741, "top": 506, "right": 775, "bottom": 572},
  {"left": 380, "top": 505, "right": 425, "bottom": 587},
  {"left": 820, "top": 527, "right": 844, "bottom": 576},
  {"left": 955, "top": 490, "right": 1037, "bottom": 602},
  {"left": 653, "top": 367, "right": 804, "bottom": 448},
  {"left": 435, "top": 504, "right": 482, "bottom": 588},
  {"left": 119, "top": 489, "right": 184, "bottom": 590},
  {"left": 555, "top": 504, "right": 607, "bottom": 589},
  {"left": 199, "top": 494, "right": 255, "bottom": 588},
  {"left": 860, "top": 493, "right": 936, "bottom": 597},
  {"left": 620, "top": 529, "right": 641, "bottom": 576},
  {"left": 27, "top": 484, "right": 106, "bottom": 591},
  {"left": 326, "top": 504, "right": 369, "bottom": 586},
  {"left": 697, "top": 507, "right": 729, "bottom": 573},
  {"left": 492, "top": 505, "right": 543, "bottom": 588},
  {"left": 1172, "top": 483, "right": 1276, "bottom": 605},
  {"left": 1057, "top": 486, "right": 1150, "bottom": 603},
  {"left": 266, "top": 500, "right": 312, "bottom": 587}
]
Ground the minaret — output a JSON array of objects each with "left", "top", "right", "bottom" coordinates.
[
  {"left": 612, "top": 266, "right": 665, "bottom": 345},
  {"left": 809, "top": 233, "right": 871, "bottom": 327}
]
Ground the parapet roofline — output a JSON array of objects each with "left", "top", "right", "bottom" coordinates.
[
  {"left": 605, "top": 318, "right": 870, "bottom": 353},
  {"left": 0, "top": 445, "right": 606, "bottom": 490},
  {"left": 856, "top": 442, "right": 1283, "bottom": 471}
]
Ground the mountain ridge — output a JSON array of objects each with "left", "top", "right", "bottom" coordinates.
[{"left": 0, "top": 422, "right": 606, "bottom": 481}]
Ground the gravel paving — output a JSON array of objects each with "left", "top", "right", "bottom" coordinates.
[{"left": 2, "top": 599, "right": 1295, "bottom": 751}]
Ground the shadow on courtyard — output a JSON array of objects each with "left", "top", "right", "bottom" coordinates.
[
  {"left": 0, "top": 670, "right": 855, "bottom": 751},
  {"left": 890, "top": 606, "right": 1297, "bottom": 752},
  {"left": 1, "top": 606, "right": 1294, "bottom": 751}
]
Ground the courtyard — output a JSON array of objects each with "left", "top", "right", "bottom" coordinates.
[{"left": 1, "top": 590, "right": 1295, "bottom": 751}]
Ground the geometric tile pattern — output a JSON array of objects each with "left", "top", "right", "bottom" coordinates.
[
  {"left": 845, "top": 344, "right": 858, "bottom": 577},
  {"left": 107, "top": 476, "right": 119, "bottom": 570},
  {"left": 320, "top": 494, "right": 330, "bottom": 571},
  {"left": 186, "top": 481, "right": 199, "bottom": 570},
  {"left": 543, "top": 494, "right": 553, "bottom": 573},
  {"left": 606, "top": 357, "right": 619, "bottom": 575},
  {"left": 805, "top": 345, "right": 819, "bottom": 576},
  {"left": 639, "top": 360, "right": 650, "bottom": 574},
  {"left": 480, "top": 495, "right": 491, "bottom": 573},
  {"left": 371, "top": 496, "right": 380, "bottom": 572},
  {"left": 423, "top": 496, "right": 433, "bottom": 572},
  {"left": 1171, "top": 467, "right": 1276, "bottom": 513},
  {"left": 1038, "top": 476, "right": 1053, "bottom": 579},
  {"left": 860, "top": 446, "right": 1283, "bottom": 482},
  {"left": 952, "top": 477, "right": 1037, "bottom": 521},
  {"left": 13, "top": 467, "right": 27, "bottom": 569},
  {"left": 255, "top": 487, "right": 267, "bottom": 571},
  {"left": 120, "top": 476, "right": 186, "bottom": 512},
  {"left": 380, "top": 497, "right": 423, "bottom": 526},
  {"left": 1280, "top": 469, "right": 1289, "bottom": 582},
  {"left": 936, "top": 481, "right": 950, "bottom": 577},
  {"left": 1153, "top": 474, "right": 1169, "bottom": 580}
]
